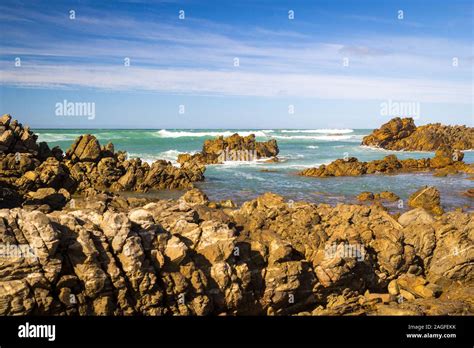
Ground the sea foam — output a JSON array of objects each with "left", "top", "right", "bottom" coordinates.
[
  {"left": 280, "top": 129, "right": 354, "bottom": 134},
  {"left": 155, "top": 129, "right": 269, "bottom": 138}
]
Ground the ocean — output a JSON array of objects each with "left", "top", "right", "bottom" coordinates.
[{"left": 34, "top": 128, "right": 474, "bottom": 211}]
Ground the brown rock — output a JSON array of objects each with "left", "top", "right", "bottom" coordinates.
[
  {"left": 408, "top": 186, "right": 444, "bottom": 215},
  {"left": 180, "top": 188, "right": 209, "bottom": 206},
  {"left": 66, "top": 135, "right": 102, "bottom": 162},
  {"left": 178, "top": 133, "right": 279, "bottom": 167},
  {"left": 362, "top": 117, "right": 473, "bottom": 151},
  {"left": 357, "top": 192, "right": 375, "bottom": 201}
]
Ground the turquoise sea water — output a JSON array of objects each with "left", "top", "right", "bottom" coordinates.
[{"left": 34, "top": 128, "right": 473, "bottom": 211}]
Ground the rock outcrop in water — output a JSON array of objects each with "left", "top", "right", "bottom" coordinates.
[
  {"left": 0, "top": 115, "right": 205, "bottom": 211},
  {"left": 299, "top": 148, "right": 472, "bottom": 178},
  {"left": 357, "top": 191, "right": 400, "bottom": 202},
  {"left": 177, "top": 133, "right": 279, "bottom": 167},
  {"left": 361, "top": 117, "right": 474, "bottom": 151},
  {"left": 0, "top": 190, "right": 472, "bottom": 316}
]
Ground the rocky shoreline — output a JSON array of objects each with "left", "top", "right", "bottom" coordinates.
[{"left": 0, "top": 114, "right": 472, "bottom": 316}]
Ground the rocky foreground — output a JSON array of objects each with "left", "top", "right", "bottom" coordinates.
[
  {"left": 0, "top": 189, "right": 472, "bottom": 316},
  {"left": 361, "top": 117, "right": 474, "bottom": 151}
]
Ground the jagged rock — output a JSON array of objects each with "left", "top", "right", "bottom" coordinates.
[
  {"left": 165, "top": 236, "right": 188, "bottom": 265},
  {"left": 195, "top": 221, "right": 236, "bottom": 263},
  {"left": 300, "top": 157, "right": 366, "bottom": 177},
  {"left": 24, "top": 188, "right": 69, "bottom": 210},
  {"left": 357, "top": 192, "right": 375, "bottom": 201},
  {"left": 398, "top": 208, "right": 435, "bottom": 226},
  {"left": 180, "top": 188, "right": 209, "bottom": 206},
  {"left": 0, "top": 192, "right": 472, "bottom": 316},
  {"left": 408, "top": 186, "right": 443, "bottom": 215},
  {"left": 178, "top": 133, "right": 279, "bottom": 166},
  {"left": 362, "top": 117, "right": 474, "bottom": 151},
  {"left": 395, "top": 274, "right": 441, "bottom": 299},
  {"left": 378, "top": 191, "right": 400, "bottom": 201},
  {"left": 66, "top": 135, "right": 102, "bottom": 163},
  {"left": 1, "top": 116, "right": 206, "bottom": 209},
  {"left": 427, "top": 211, "right": 473, "bottom": 281},
  {"left": 0, "top": 114, "right": 39, "bottom": 155},
  {"left": 357, "top": 191, "right": 400, "bottom": 202}
]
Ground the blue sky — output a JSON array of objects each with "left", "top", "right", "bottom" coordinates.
[{"left": 0, "top": 0, "right": 472, "bottom": 128}]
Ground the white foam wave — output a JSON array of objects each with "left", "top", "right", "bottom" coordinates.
[
  {"left": 281, "top": 129, "right": 354, "bottom": 134},
  {"left": 128, "top": 149, "right": 197, "bottom": 165},
  {"left": 272, "top": 134, "right": 354, "bottom": 141},
  {"left": 276, "top": 162, "right": 331, "bottom": 169},
  {"left": 155, "top": 129, "right": 269, "bottom": 138},
  {"left": 234, "top": 172, "right": 265, "bottom": 181},
  {"left": 306, "top": 145, "right": 319, "bottom": 149},
  {"left": 36, "top": 133, "right": 81, "bottom": 142},
  {"left": 358, "top": 145, "right": 431, "bottom": 154},
  {"left": 280, "top": 153, "right": 305, "bottom": 160},
  {"left": 127, "top": 153, "right": 164, "bottom": 165},
  {"left": 37, "top": 131, "right": 128, "bottom": 143}
]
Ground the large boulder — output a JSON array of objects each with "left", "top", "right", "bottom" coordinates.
[
  {"left": 408, "top": 186, "right": 443, "bottom": 215},
  {"left": 65, "top": 135, "right": 102, "bottom": 162}
]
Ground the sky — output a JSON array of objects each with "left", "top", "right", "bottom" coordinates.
[{"left": 0, "top": 0, "right": 472, "bottom": 129}]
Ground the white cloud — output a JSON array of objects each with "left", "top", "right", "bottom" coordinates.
[{"left": 1, "top": 63, "right": 471, "bottom": 103}]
